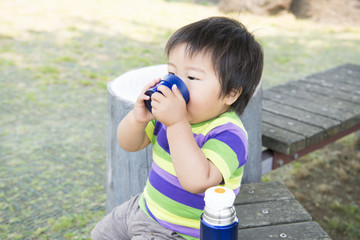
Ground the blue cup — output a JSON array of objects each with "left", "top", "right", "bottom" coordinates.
[{"left": 144, "top": 74, "right": 190, "bottom": 113}]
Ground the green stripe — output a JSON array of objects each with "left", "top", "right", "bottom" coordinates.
[
  {"left": 231, "top": 166, "right": 244, "bottom": 178},
  {"left": 179, "top": 233, "right": 199, "bottom": 240},
  {"left": 146, "top": 181, "right": 203, "bottom": 220},
  {"left": 202, "top": 139, "right": 238, "bottom": 173},
  {"left": 145, "top": 120, "right": 156, "bottom": 144},
  {"left": 153, "top": 142, "right": 172, "bottom": 163},
  {"left": 191, "top": 111, "right": 246, "bottom": 136}
]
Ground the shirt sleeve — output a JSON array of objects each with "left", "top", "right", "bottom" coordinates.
[
  {"left": 201, "top": 125, "right": 248, "bottom": 187},
  {"left": 145, "top": 119, "right": 157, "bottom": 144}
]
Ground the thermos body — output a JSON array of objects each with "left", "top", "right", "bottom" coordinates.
[
  {"left": 200, "top": 186, "right": 238, "bottom": 240},
  {"left": 200, "top": 217, "right": 238, "bottom": 240}
]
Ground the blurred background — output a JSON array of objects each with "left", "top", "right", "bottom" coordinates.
[{"left": 0, "top": 0, "right": 359, "bottom": 239}]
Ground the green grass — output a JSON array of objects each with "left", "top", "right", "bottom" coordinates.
[
  {"left": 0, "top": 0, "right": 360, "bottom": 239},
  {"left": 326, "top": 202, "right": 360, "bottom": 238}
]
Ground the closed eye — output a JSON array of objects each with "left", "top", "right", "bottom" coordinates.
[
  {"left": 188, "top": 76, "right": 198, "bottom": 80},
  {"left": 168, "top": 72, "right": 175, "bottom": 75}
]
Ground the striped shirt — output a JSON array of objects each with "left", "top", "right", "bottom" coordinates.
[{"left": 139, "top": 111, "right": 248, "bottom": 239}]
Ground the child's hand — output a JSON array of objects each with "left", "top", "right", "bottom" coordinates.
[
  {"left": 133, "top": 78, "right": 161, "bottom": 123},
  {"left": 151, "top": 84, "right": 187, "bottom": 127}
]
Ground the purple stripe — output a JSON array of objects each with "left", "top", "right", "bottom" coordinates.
[
  {"left": 194, "top": 132, "right": 206, "bottom": 148},
  {"left": 148, "top": 169, "right": 205, "bottom": 210},
  {"left": 209, "top": 122, "right": 248, "bottom": 148},
  {"left": 152, "top": 162, "right": 205, "bottom": 197},
  {"left": 152, "top": 162, "right": 239, "bottom": 196},
  {"left": 211, "top": 131, "right": 247, "bottom": 167},
  {"left": 234, "top": 187, "right": 240, "bottom": 196},
  {"left": 155, "top": 217, "right": 200, "bottom": 238},
  {"left": 144, "top": 198, "right": 159, "bottom": 223},
  {"left": 144, "top": 199, "right": 200, "bottom": 238},
  {"left": 194, "top": 122, "right": 247, "bottom": 151},
  {"left": 155, "top": 124, "right": 170, "bottom": 154},
  {"left": 152, "top": 163, "right": 183, "bottom": 190},
  {"left": 153, "top": 121, "right": 247, "bottom": 160},
  {"left": 153, "top": 121, "right": 162, "bottom": 136}
]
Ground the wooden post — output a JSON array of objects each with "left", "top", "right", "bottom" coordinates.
[
  {"left": 106, "top": 65, "right": 262, "bottom": 212},
  {"left": 241, "top": 84, "right": 262, "bottom": 184}
]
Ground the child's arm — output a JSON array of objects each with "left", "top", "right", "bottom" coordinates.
[
  {"left": 117, "top": 110, "right": 150, "bottom": 152},
  {"left": 151, "top": 85, "right": 223, "bottom": 194},
  {"left": 117, "top": 78, "right": 161, "bottom": 152},
  {"left": 167, "top": 121, "right": 223, "bottom": 194}
]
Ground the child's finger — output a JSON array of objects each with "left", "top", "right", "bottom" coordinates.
[
  {"left": 150, "top": 91, "right": 165, "bottom": 102},
  {"left": 171, "top": 84, "right": 183, "bottom": 98},
  {"left": 142, "top": 78, "right": 161, "bottom": 93},
  {"left": 157, "top": 85, "right": 173, "bottom": 96}
]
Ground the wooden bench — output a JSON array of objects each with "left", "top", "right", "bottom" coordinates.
[
  {"left": 261, "top": 63, "right": 360, "bottom": 172},
  {"left": 236, "top": 181, "right": 331, "bottom": 239}
]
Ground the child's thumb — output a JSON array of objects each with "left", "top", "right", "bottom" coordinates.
[{"left": 172, "top": 84, "right": 182, "bottom": 97}]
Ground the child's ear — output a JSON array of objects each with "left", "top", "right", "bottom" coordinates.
[{"left": 225, "top": 88, "right": 242, "bottom": 106}]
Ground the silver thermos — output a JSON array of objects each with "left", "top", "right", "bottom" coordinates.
[{"left": 200, "top": 186, "right": 238, "bottom": 240}]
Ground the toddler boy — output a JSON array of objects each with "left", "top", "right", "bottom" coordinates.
[{"left": 92, "top": 16, "right": 263, "bottom": 240}]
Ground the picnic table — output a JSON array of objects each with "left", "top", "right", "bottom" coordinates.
[
  {"left": 262, "top": 64, "right": 360, "bottom": 171},
  {"left": 236, "top": 182, "right": 331, "bottom": 239}
]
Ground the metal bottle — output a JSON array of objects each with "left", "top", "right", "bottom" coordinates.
[{"left": 200, "top": 186, "right": 238, "bottom": 240}]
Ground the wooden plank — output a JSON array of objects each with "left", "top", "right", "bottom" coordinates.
[
  {"left": 263, "top": 100, "right": 341, "bottom": 137},
  {"left": 338, "top": 63, "right": 360, "bottom": 86},
  {"left": 273, "top": 84, "right": 360, "bottom": 115},
  {"left": 238, "top": 222, "right": 332, "bottom": 240},
  {"left": 307, "top": 63, "right": 360, "bottom": 87},
  {"left": 287, "top": 80, "right": 360, "bottom": 104},
  {"left": 263, "top": 111, "right": 325, "bottom": 148},
  {"left": 235, "top": 182, "right": 294, "bottom": 205},
  {"left": 235, "top": 182, "right": 332, "bottom": 239},
  {"left": 263, "top": 122, "right": 305, "bottom": 154},
  {"left": 306, "top": 64, "right": 360, "bottom": 88},
  {"left": 262, "top": 64, "right": 360, "bottom": 155},
  {"left": 236, "top": 199, "right": 312, "bottom": 229},
  {"left": 263, "top": 90, "right": 358, "bottom": 130},
  {"left": 301, "top": 74, "right": 360, "bottom": 95},
  {"left": 329, "top": 63, "right": 360, "bottom": 86},
  {"left": 271, "top": 122, "right": 360, "bottom": 167}
]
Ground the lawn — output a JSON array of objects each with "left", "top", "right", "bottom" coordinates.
[{"left": 0, "top": 0, "right": 359, "bottom": 239}]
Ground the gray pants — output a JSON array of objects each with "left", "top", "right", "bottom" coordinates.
[{"left": 91, "top": 194, "right": 185, "bottom": 240}]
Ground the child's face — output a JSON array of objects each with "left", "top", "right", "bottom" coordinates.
[{"left": 167, "top": 43, "right": 231, "bottom": 124}]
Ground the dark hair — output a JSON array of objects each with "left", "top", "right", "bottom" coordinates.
[{"left": 165, "top": 16, "right": 263, "bottom": 116}]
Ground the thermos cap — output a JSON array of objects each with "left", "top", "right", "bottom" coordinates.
[{"left": 204, "top": 186, "right": 235, "bottom": 210}]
